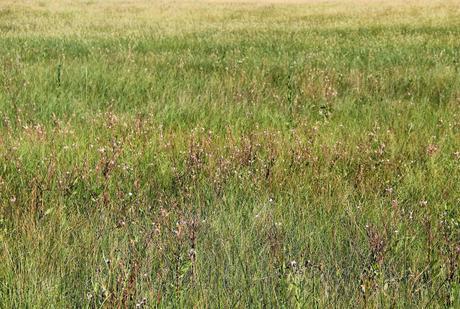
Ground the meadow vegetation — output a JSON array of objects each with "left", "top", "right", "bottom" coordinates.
[{"left": 0, "top": 0, "right": 459, "bottom": 307}]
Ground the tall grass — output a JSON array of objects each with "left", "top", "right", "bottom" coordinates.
[{"left": 1, "top": 0, "right": 459, "bottom": 307}]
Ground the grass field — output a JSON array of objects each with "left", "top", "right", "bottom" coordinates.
[{"left": 1, "top": 0, "right": 460, "bottom": 307}]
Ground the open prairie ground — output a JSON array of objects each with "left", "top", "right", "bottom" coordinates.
[{"left": 0, "top": 0, "right": 460, "bottom": 307}]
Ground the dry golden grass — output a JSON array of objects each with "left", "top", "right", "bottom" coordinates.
[{"left": 2, "top": 0, "right": 459, "bottom": 35}]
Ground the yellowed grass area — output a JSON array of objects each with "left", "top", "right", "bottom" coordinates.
[{"left": 1, "top": 0, "right": 459, "bottom": 37}]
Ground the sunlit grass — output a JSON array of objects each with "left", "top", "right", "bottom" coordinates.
[{"left": 1, "top": 0, "right": 459, "bottom": 307}]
